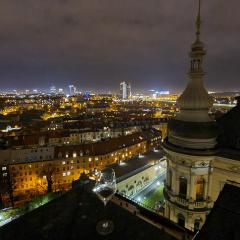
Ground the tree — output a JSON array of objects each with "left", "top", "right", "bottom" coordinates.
[
  {"left": 38, "top": 162, "right": 57, "bottom": 193},
  {"left": 0, "top": 168, "right": 15, "bottom": 208}
]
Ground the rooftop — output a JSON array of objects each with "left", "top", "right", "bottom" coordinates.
[
  {"left": 109, "top": 150, "right": 165, "bottom": 182},
  {"left": 195, "top": 182, "right": 240, "bottom": 240},
  {"left": 0, "top": 181, "right": 175, "bottom": 240}
]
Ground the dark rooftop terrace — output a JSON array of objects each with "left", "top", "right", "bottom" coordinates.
[
  {"left": 0, "top": 181, "right": 175, "bottom": 240},
  {"left": 195, "top": 182, "right": 240, "bottom": 240}
]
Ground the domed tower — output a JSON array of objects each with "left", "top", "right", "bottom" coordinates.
[{"left": 163, "top": 0, "right": 218, "bottom": 231}]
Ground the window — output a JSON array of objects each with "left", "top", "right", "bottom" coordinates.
[
  {"left": 2, "top": 167, "right": 6, "bottom": 171},
  {"left": 196, "top": 178, "right": 205, "bottom": 201},
  {"left": 194, "top": 218, "right": 201, "bottom": 232},
  {"left": 63, "top": 172, "right": 66, "bottom": 176},
  {"left": 73, "top": 152, "right": 77, "bottom": 158},
  {"left": 62, "top": 161, "right": 66, "bottom": 165},
  {"left": 177, "top": 214, "right": 185, "bottom": 228},
  {"left": 179, "top": 177, "right": 187, "bottom": 199}
]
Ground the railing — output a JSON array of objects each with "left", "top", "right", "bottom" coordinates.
[
  {"left": 176, "top": 196, "right": 188, "bottom": 206},
  {"left": 194, "top": 201, "right": 206, "bottom": 208}
]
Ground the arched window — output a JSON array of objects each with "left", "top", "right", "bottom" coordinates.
[
  {"left": 177, "top": 214, "right": 185, "bottom": 228},
  {"left": 196, "top": 178, "right": 205, "bottom": 201},
  {"left": 128, "top": 185, "right": 135, "bottom": 196},
  {"left": 179, "top": 177, "right": 187, "bottom": 199},
  {"left": 194, "top": 218, "right": 201, "bottom": 232}
]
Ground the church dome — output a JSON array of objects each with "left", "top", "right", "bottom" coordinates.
[{"left": 177, "top": 79, "right": 213, "bottom": 110}]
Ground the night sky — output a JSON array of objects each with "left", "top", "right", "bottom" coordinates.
[{"left": 0, "top": 0, "right": 239, "bottom": 92}]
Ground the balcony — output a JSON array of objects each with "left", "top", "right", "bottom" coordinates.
[
  {"left": 164, "top": 188, "right": 209, "bottom": 210},
  {"left": 194, "top": 201, "right": 206, "bottom": 208},
  {"left": 176, "top": 196, "right": 188, "bottom": 207}
]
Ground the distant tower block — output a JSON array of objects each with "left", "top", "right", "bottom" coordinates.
[
  {"left": 69, "top": 85, "right": 76, "bottom": 95},
  {"left": 50, "top": 85, "right": 56, "bottom": 94},
  {"left": 120, "top": 81, "right": 131, "bottom": 99}
]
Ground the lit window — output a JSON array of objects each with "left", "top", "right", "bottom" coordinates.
[
  {"left": 63, "top": 172, "right": 66, "bottom": 176},
  {"left": 29, "top": 165, "right": 32, "bottom": 168},
  {"left": 62, "top": 161, "right": 66, "bottom": 165},
  {"left": 95, "top": 157, "right": 98, "bottom": 161},
  {"left": 89, "top": 158, "right": 92, "bottom": 162},
  {"left": 43, "top": 175, "right": 46, "bottom": 179},
  {"left": 73, "top": 152, "right": 77, "bottom": 158},
  {"left": 138, "top": 144, "right": 141, "bottom": 147},
  {"left": 3, "top": 173, "right": 7, "bottom": 177},
  {"left": 111, "top": 154, "right": 113, "bottom": 157},
  {"left": 66, "top": 153, "right": 69, "bottom": 158},
  {"left": 2, "top": 167, "right": 6, "bottom": 171},
  {"left": 67, "top": 171, "right": 70, "bottom": 176},
  {"left": 70, "top": 160, "right": 74, "bottom": 164}
]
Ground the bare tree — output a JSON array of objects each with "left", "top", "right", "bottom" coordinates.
[
  {"left": 0, "top": 167, "right": 15, "bottom": 207},
  {"left": 38, "top": 162, "right": 57, "bottom": 193}
]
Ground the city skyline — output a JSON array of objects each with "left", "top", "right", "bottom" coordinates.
[{"left": 0, "top": 0, "right": 240, "bottom": 92}]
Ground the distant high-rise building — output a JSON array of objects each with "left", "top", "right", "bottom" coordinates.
[
  {"left": 120, "top": 81, "right": 131, "bottom": 99},
  {"left": 50, "top": 85, "right": 56, "bottom": 94},
  {"left": 58, "top": 88, "right": 64, "bottom": 94},
  {"left": 69, "top": 85, "right": 76, "bottom": 95}
]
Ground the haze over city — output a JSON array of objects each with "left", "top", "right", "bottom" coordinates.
[{"left": 0, "top": 0, "right": 240, "bottom": 92}]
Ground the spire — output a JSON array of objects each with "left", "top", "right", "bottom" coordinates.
[
  {"left": 167, "top": 0, "right": 218, "bottom": 151},
  {"left": 196, "top": 0, "right": 201, "bottom": 41},
  {"left": 176, "top": 0, "right": 213, "bottom": 123}
]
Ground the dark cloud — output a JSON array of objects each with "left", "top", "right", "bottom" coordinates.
[{"left": 0, "top": 0, "right": 239, "bottom": 92}]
